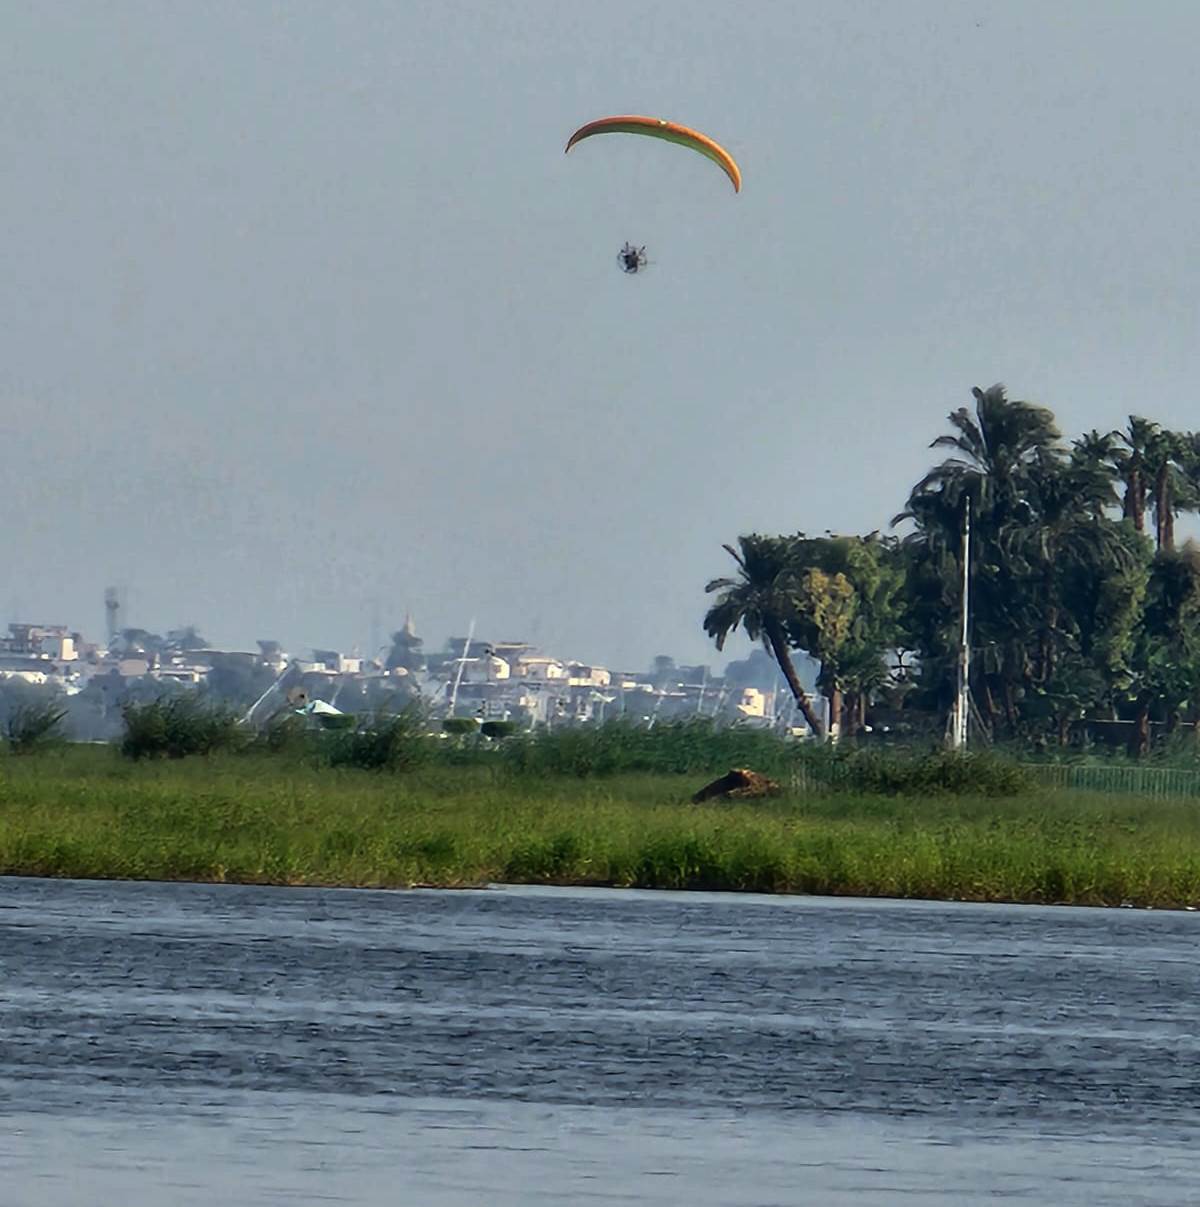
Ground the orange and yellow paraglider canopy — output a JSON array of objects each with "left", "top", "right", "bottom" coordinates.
[{"left": 565, "top": 115, "right": 741, "bottom": 193}]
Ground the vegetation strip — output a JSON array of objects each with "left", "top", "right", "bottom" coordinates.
[{"left": 4, "top": 746, "right": 1200, "bottom": 910}]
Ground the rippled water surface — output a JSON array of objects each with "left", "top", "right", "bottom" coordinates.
[{"left": 3, "top": 876, "right": 1199, "bottom": 1204}]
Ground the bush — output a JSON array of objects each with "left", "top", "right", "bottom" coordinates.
[
  {"left": 120, "top": 695, "right": 245, "bottom": 760},
  {"left": 805, "top": 747, "right": 1030, "bottom": 796},
  {"left": 497, "top": 719, "right": 800, "bottom": 779},
  {"left": 481, "top": 720, "right": 518, "bottom": 740},
  {"left": 259, "top": 713, "right": 315, "bottom": 757},
  {"left": 328, "top": 706, "right": 430, "bottom": 772},
  {"left": 6, "top": 700, "right": 69, "bottom": 754},
  {"left": 442, "top": 718, "right": 479, "bottom": 737}
]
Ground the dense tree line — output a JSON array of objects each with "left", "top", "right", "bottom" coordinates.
[{"left": 704, "top": 384, "right": 1200, "bottom": 755}]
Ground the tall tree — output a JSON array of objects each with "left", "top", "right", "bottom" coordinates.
[
  {"left": 703, "top": 536, "right": 825, "bottom": 737},
  {"left": 1011, "top": 455, "right": 1150, "bottom": 741},
  {"left": 1006, "top": 450, "right": 1130, "bottom": 682},
  {"left": 785, "top": 534, "right": 908, "bottom": 738},
  {"left": 896, "top": 384, "right": 1066, "bottom": 736},
  {"left": 1114, "top": 417, "right": 1152, "bottom": 532},
  {"left": 907, "top": 383, "right": 1063, "bottom": 521},
  {"left": 1068, "top": 431, "right": 1123, "bottom": 519},
  {"left": 791, "top": 566, "right": 857, "bottom": 737},
  {"left": 1127, "top": 544, "right": 1200, "bottom": 755},
  {"left": 1107, "top": 416, "right": 1190, "bottom": 547}
]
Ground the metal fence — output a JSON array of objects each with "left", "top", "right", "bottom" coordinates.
[
  {"left": 789, "top": 758, "right": 1200, "bottom": 799},
  {"left": 1019, "top": 762, "right": 1200, "bottom": 799}
]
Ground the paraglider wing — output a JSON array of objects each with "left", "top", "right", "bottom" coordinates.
[{"left": 565, "top": 115, "right": 741, "bottom": 193}]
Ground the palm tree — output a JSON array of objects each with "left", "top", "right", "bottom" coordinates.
[
  {"left": 1070, "top": 430, "right": 1123, "bottom": 518},
  {"left": 1114, "top": 417, "right": 1150, "bottom": 532},
  {"left": 1073, "top": 420, "right": 1193, "bottom": 552},
  {"left": 704, "top": 535, "right": 825, "bottom": 738},
  {"left": 894, "top": 385, "right": 1066, "bottom": 736},
  {"left": 1177, "top": 431, "right": 1200, "bottom": 545},
  {"left": 1147, "top": 428, "right": 1190, "bottom": 554},
  {"left": 1103, "top": 418, "right": 1194, "bottom": 553},
  {"left": 1128, "top": 543, "right": 1200, "bottom": 755},
  {"left": 1009, "top": 450, "right": 1141, "bottom": 686},
  {"left": 901, "top": 383, "right": 1064, "bottom": 525}
]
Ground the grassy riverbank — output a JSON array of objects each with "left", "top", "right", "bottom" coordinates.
[{"left": 3, "top": 745, "right": 1200, "bottom": 908}]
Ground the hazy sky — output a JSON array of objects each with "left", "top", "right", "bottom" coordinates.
[{"left": 4, "top": 1, "right": 1200, "bottom": 670}]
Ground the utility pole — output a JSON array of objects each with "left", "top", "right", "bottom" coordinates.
[{"left": 952, "top": 496, "right": 971, "bottom": 751}]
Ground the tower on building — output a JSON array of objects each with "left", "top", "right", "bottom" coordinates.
[{"left": 104, "top": 587, "right": 122, "bottom": 645}]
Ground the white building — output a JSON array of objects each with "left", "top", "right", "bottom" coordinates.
[
  {"left": 515, "top": 655, "right": 567, "bottom": 681},
  {"left": 462, "top": 653, "right": 511, "bottom": 682},
  {"left": 567, "top": 663, "right": 611, "bottom": 688},
  {"left": 732, "top": 686, "right": 768, "bottom": 719}
]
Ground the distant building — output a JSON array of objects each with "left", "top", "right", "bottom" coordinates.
[
  {"left": 514, "top": 655, "right": 567, "bottom": 681},
  {"left": 386, "top": 615, "right": 425, "bottom": 671},
  {"left": 459, "top": 653, "right": 510, "bottom": 682},
  {"left": 567, "top": 663, "right": 611, "bottom": 688},
  {"left": 732, "top": 686, "right": 768, "bottom": 719},
  {"left": 2, "top": 623, "right": 78, "bottom": 661}
]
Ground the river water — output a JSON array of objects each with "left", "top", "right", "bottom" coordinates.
[{"left": 2, "top": 877, "right": 1198, "bottom": 1205}]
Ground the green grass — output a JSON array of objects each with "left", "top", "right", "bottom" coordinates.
[{"left": 2, "top": 745, "right": 1200, "bottom": 908}]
